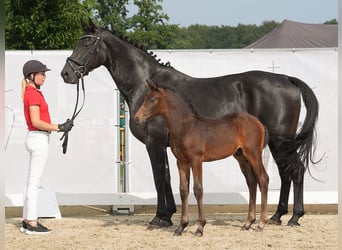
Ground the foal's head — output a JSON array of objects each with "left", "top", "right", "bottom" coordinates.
[{"left": 135, "top": 80, "right": 166, "bottom": 125}]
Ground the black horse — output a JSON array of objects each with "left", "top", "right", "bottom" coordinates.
[{"left": 61, "top": 19, "right": 319, "bottom": 227}]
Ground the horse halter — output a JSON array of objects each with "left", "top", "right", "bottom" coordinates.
[
  {"left": 67, "top": 34, "right": 101, "bottom": 78},
  {"left": 61, "top": 35, "right": 100, "bottom": 154}
]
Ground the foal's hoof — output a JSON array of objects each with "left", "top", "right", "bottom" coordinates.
[
  {"left": 241, "top": 218, "right": 255, "bottom": 231},
  {"left": 195, "top": 228, "right": 203, "bottom": 237},
  {"left": 174, "top": 226, "right": 184, "bottom": 236}
]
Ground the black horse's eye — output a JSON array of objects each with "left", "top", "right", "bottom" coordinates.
[
  {"left": 84, "top": 41, "right": 91, "bottom": 48},
  {"left": 82, "top": 37, "right": 93, "bottom": 48}
]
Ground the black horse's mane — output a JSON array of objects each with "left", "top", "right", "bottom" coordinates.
[{"left": 99, "top": 27, "right": 172, "bottom": 68}]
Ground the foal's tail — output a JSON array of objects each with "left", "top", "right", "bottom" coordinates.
[{"left": 288, "top": 76, "right": 319, "bottom": 170}]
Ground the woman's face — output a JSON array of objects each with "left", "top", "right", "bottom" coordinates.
[{"left": 32, "top": 72, "right": 47, "bottom": 86}]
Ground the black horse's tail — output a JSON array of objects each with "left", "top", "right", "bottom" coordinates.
[{"left": 288, "top": 76, "right": 319, "bottom": 170}]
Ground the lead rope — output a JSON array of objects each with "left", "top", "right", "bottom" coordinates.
[{"left": 60, "top": 74, "right": 86, "bottom": 154}]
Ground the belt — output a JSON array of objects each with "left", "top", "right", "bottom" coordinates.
[
  {"left": 39, "top": 130, "right": 51, "bottom": 134},
  {"left": 29, "top": 130, "right": 51, "bottom": 134}
]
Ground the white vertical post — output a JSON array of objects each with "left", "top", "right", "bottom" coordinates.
[
  {"left": 124, "top": 101, "right": 130, "bottom": 193},
  {"left": 115, "top": 88, "right": 122, "bottom": 192}
]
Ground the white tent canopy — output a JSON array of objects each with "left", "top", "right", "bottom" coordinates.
[{"left": 246, "top": 20, "right": 338, "bottom": 49}]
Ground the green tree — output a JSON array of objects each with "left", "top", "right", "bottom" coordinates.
[
  {"left": 165, "top": 21, "right": 279, "bottom": 49},
  {"left": 234, "top": 23, "right": 260, "bottom": 48},
  {"left": 91, "top": 0, "right": 177, "bottom": 49},
  {"left": 186, "top": 25, "right": 210, "bottom": 49},
  {"left": 169, "top": 27, "right": 192, "bottom": 49},
  {"left": 323, "top": 19, "right": 338, "bottom": 25},
  {"left": 5, "top": 0, "right": 280, "bottom": 50},
  {"left": 127, "top": 0, "right": 177, "bottom": 49},
  {"left": 257, "top": 20, "right": 279, "bottom": 35},
  {"left": 93, "top": 0, "right": 130, "bottom": 34},
  {"left": 5, "top": 0, "right": 95, "bottom": 50}
]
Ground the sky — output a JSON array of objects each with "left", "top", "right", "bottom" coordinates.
[{"left": 160, "top": 0, "right": 338, "bottom": 27}]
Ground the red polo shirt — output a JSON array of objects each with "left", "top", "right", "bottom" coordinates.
[{"left": 23, "top": 86, "right": 51, "bottom": 131}]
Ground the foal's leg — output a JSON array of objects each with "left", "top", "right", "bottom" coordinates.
[
  {"left": 174, "top": 160, "right": 191, "bottom": 235},
  {"left": 250, "top": 156, "right": 270, "bottom": 229},
  {"left": 234, "top": 153, "right": 257, "bottom": 230},
  {"left": 191, "top": 161, "right": 206, "bottom": 236},
  {"left": 244, "top": 148, "right": 269, "bottom": 230},
  {"left": 257, "top": 168, "right": 269, "bottom": 230}
]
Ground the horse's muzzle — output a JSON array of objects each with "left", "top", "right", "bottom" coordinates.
[
  {"left": 134, "top": 116, "right": 145, "bottom": 126},
  {"left": 61, "top": 69, "right": 79, "bottom": 84}
]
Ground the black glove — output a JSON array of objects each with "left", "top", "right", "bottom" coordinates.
[{"left": 58, "top": 119, "right": 73, "bottom": 132}]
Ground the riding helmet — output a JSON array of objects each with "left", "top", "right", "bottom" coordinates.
[{"left": 23, "top": 60, "right": 51, "bottom": 79}]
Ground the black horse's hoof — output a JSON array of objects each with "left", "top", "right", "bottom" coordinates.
[
  {"left": 149, "top": 216, "right": 173, "bottom": 228},
  {"left": 287, "top": 220, "right": 300, "bottom": 227},
  {"left": 268, "top": 218, "right": 282, "bottom": 225},
  {"left": 159, "top": 219, "right": 173, "bottom": 227},
  {"left": 149, "top": 216, "right": 161, "bottom": 227},
  {"left": 287, "top": 213, "right": 303, "bottom": 226},
  {"left": 268, "top": 215, "right": 282, "bottom": 225}
]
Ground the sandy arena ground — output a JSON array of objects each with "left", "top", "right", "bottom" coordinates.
[{"left": 5, "top": 205, "right": 338, "bottom": 250}]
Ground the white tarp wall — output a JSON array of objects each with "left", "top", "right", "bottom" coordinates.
[
  {"left": 128, "top": 48, "right": 338, "bottom": 204},
  {"left": 5, "top": 51, "right": 119, "bottom": 206},
  {"left": 5, "top": 49, "right": 337, "bottom": 207}
]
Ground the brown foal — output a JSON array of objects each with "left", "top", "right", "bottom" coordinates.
[{"left": 135, "top": 80, "right": 269, "bottom": 236}]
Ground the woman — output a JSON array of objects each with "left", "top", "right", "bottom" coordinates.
[{"left": 20, "top": 60, "right": 73, "bottom": 234}]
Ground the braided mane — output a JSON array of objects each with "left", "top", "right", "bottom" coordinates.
[{"left": 99, "top": 27, "right": 172, "bottom": 68}]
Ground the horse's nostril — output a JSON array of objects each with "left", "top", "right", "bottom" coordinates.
[{"left": 135, "top": 116, "right": 145, "bottom": 125}]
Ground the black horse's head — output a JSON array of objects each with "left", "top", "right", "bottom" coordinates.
[{"left": 61, "top": 19, "right": 108, "bottom": 84}]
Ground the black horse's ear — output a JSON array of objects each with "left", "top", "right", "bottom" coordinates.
[
  {"left": 146, "top": 79, "right": 159, "bottom": 91},
  {"left": 81, "top": 18, "right": 97, "bottom": 33},
  {"left": 88, "top": 18, "right": 97, "bottom": 31}
]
